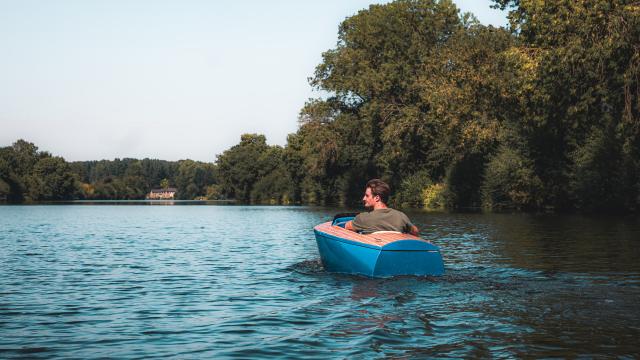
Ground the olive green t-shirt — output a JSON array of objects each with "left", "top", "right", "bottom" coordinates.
[{"left": 352, "top": 208, "right": 414, "bottom": 234}]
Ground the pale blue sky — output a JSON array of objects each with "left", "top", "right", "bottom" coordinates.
[{"left": 0, "top": 0, "right": 507, "bottom": 162}]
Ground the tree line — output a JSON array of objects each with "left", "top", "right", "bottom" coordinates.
[
  {"left": 0, "top": 140, "right": 218, "bottom": 201},
  {"left": 217, "top": 0, "right": 639, "bottom": 212},
  {"left": 2, "top": 0, "right": 639, "bottom": 212}
]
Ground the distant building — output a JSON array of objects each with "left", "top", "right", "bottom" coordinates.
[{"left": 147, "top": 188, "right": 177, "bottom": 199}]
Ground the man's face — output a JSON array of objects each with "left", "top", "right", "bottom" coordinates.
[{"left": 362, "top": 187, "right": 379, "bottom": 209}]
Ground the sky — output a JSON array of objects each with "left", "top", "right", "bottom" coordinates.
[{"left": 0, "top": 0, "right": 508, "bottom": 162}]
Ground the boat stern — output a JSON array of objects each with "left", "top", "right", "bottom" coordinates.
[{"left": 373, "top": 240, "right": 444, "bottom": 277}]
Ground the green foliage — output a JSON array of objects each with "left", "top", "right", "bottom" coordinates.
[
  {"left": 1, "top": 139, "right": 218, "bottom": 201},
  {"left": 0, "top": 140, "right": 81, "bottom": 202},
  {"left": 216, "top": 134, "right": 294, "bottom": 204},
  {"left": 422, "top": 183, "right": 446, "bottom": 211},
  {"left": 184, "top": 0, "right": 635, "bottom": 212},
  {"left": 443, "top": 154, "right": 486, "bottom": 210},
  {"left": 290, "top": 0, "right": 516, "bottom": 207},
  {"left": 569, "top": 127, "right": 637, "bottom": 212},
  {"left": 216, "top": 134, "right": 269, "bottom": 202},
  {"left": 0, "top": 148, "right": 21, "bottom": 201},
  {"left": 492, "top": 0, "right": 640, "bottom": 211},
  {"left": 250, "top": 166, "right": 294, "bottom": 204},
  {"left": 394, "top": 170, "right": 432, "bottom": 208},
  {"left": 175, "top": 160, "right": 216, "bottom": 200},
  {"left": 0, "top": 178, "right": 10, "bottom": 200},
  {"left": 121, "top": 160, "right": 147, "bottom": 199},
  {"left": 205, "top": 184, "right": 222, "bottom": 200},
  {"left": 286, "top": 108, "right": 374, "bottom": 205},
  {"left": 481, "top": 146, "right": 543, "bottom": 211},
  {"left": 92, "top": 177, "right": 131, "bottom": 200},
  {"left": 10, "top": 139, "right": 43, "bottom": 178},
  {"left": 70, "top": 157, "right": 215, "bottom": 200},
  {"left": 283, "top": 132, "right": 306, "bottom": 203},
  {"left": 27, "top": 156, "right": 79, "bottom": 201},
  {"left": 70, "top": 157, "right": 182, "bottom": 199},
  {"left": 285, "top": 0, "right": 639, "bottom": 213}
]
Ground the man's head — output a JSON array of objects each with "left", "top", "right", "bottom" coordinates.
[{"left": 363, "top": 179, "right": 390, "bottom": 209}]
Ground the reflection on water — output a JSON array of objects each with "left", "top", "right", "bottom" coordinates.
[{"left": 0, "top": 206, "right": 638, "bottom": 358}]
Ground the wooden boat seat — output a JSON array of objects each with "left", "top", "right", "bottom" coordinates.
[{"left": 314, "top": 221, "right": 431, "bottom": 248}]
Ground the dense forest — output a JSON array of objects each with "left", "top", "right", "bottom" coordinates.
[
  {"left": 2, "top": 0, "right": 639, "bottom": 212},
  {"left": 0, "top": 140, "right": 218, "bottom": 201}
]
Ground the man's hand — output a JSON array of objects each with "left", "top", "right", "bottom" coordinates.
[
  {"left": 409, "top": 225, "right": 419, "bottom": 236},
  {"left": 344, "top": 220, "right": 356, "bottom": 232}
]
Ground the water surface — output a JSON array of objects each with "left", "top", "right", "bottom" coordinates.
[{"left": 1, "top": 206, "right": 639, "bottom": 358}]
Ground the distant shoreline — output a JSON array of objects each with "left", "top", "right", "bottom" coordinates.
[{"left": 0, "top": 199, "right": 238, "bottom": 205}]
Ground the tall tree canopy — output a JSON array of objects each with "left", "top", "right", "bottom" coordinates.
[
  {"left": 488, "top": 0, "right": 640, "bottom": 211},
  {"left": 215, "top": 134, "right": 293, "bottom": 203},
  {"left": 0, "top": 140, "right": 79, "bottom": 201},
  {"left": 286, "top": 0, "right": 517, "bottom": 207}
]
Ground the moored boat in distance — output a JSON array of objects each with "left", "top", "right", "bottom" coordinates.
[{"left": 313, "top": 214, "right": 444, "bottom": 277}]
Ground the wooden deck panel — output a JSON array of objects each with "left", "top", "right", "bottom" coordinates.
[{"left": 314, "top": 221, "right": 429, "bottom": 247}]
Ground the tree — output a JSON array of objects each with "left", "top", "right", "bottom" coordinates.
[
  {"left": 175, "top": 160, "right": 216, "bottom": 200},
  {"left": 122, "top": 160, "right": 147, "bottom": 199},
  {"left": 216, "top": 134, "right": 293, "bottom": 203},
  {"left": 0, "top": 146, "right": 23, "bottom": 201},
  {"left": 10, "top": 139, "right": 42, "bottom": 177},
  {"left": 297, "top": 0, "right": 514, "bottom": 206},
  {"left": 1, "top": 140, "right": 67, "bottom": 202},
  {"left": 70, "top": 158, "right": 184, "bottom": 200},
  {"left": 481, "top": 146, "right": 542, "bottom": 211},
  {"left": 490, "top": 0, "right": 640, "bottom": 211},
  {"left": 28, "top": 156, "right": 80, "bottom": 201},
  {"left": 216, "top": 134, "right": 271, "bottom": 202}
]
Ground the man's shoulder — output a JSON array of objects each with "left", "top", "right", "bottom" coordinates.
[
  {"left": 356, "top": 208, "right": 408, "bottom": 220},
  {"left": 386, "top": 207, "right": 409, "bottom": 217},
  {"left": 386, "top": 208, "right": 412, "bottom": 223},
  {"left": 354, "top": 211, "right": 368, "bottom": 219},
  {"left": 356, "top": 209, "right": 387, "bottom": 218}
]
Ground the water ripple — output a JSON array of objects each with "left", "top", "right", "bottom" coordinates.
[{"left": 0, "top": 206, "right": 639, "bottom": 358}]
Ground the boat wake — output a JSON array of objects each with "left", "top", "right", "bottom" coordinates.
[{"left": 287, "top": 258, "right": 326, "bottom": 275}]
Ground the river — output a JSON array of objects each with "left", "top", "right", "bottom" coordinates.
[{"left": 1, "top": 205, "right": 638, "bottom": 358}]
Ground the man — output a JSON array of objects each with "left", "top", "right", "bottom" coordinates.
[{"left": 345, "top": 179, "right": 419, "bottom": 236}]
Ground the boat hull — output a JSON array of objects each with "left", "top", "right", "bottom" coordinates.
[{"left": 314, "top": 221, "right": 444, "bottom": 277}]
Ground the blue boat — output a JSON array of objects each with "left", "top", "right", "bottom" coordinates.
[{"left": 313, "top": 214, "right": 444, "bottom": 277}]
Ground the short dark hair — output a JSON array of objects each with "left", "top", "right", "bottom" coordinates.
[{"left": 366, "top": 179, "right": 390, "bottom": 204}]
